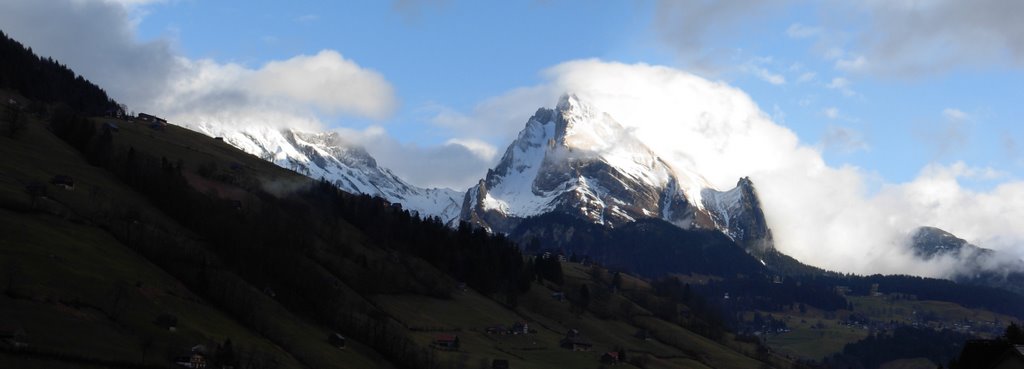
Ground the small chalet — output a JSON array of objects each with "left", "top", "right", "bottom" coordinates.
[
  {"left": 600, "top": 351, "right": 620, "bottom": 365},
  {"left": 491, "top": 359, "right": 510, "bottom": 369},
  {"left": 328, "top": 332, "right": 346, "bottom": 349},
  {"left": 214, "top": 137, "right": 224, "bottom": 141},
  {"left": 138, "top": 112, "right": 168, "bottom": 125},
  {"left": 485, "top": 325, "right": 508, "bottom": 335},
  {"left": 103, "top": 122, "right": 120, "bottom": 132},
  {"left": 512, "top": 321, "right": 528, "bottom": 335},
  {"left": 50, "top": 175, "right": 75, "bottom": 190},
  {"left": 175, "top": 345, "right": 208, "bottom": 368},
  {"left": 560, "top": 329, "right": 592, "bottom": 351},
  {"left": 434, "top": 334, "right": 459, "bottom": 351}
]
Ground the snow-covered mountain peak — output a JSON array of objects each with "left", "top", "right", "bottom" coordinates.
[
  {"left": 461, "top": 95, "right": 774, "bottom": 251},
  {"left": 187, "top": 122, "right": 464, "bottom": 224}
]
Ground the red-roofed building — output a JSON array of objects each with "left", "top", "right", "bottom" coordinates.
[{"left": 434, "top": 334, "right": 459, "bottom": 351}]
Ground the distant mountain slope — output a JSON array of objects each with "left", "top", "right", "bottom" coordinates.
[
  {"left": 911, "top": 226, "right": 1024, "bottom": 295},
  {"left": 190, "top": 123, "right": 463, "bottom": 224}
]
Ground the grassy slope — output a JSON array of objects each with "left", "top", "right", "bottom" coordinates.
[
  {"left": 0, "top": 108, "right": 799, "bottom": 369},
  {"left": 0, "top": 114, "right": 389, "bottom": 368},
  {"left": 751, "top": 294, "right": 1014, "bottom": 361},
  {"left": 373, "top": 261, "right": 771, "bottom": 369}
]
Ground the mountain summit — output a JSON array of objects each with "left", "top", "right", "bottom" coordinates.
[{"left": 461, "top": 94, "right": 773, "bottom": 251}]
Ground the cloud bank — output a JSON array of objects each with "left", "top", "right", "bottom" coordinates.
[{"left": 437, "top": 59, "right": 1024, "bottom": 277}]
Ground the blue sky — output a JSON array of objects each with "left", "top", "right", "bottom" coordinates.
[{"left": 122, "top": 0, "right": 1024, "bottom": 187}]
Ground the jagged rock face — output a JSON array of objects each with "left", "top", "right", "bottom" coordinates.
[
  {"left": 460, "top": 94, "right": 774, "bottom": 251},
  {"left": 702, "top": 177, "right": 774, "bottom": 252},
  {"left": 190, "top": 123, "right": 464, "bottom": 224}
]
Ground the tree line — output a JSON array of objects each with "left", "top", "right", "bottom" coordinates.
[{"left": 0, "top": 30, "right": 119, "bottom": 115}]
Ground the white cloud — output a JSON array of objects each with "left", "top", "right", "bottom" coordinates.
[
  {"left": 915, "top": 108, "right": 973, "bottom": 158},
  {"left": 0, "top": 0, "right": 397, "bottom": 125},
  {"left": 823, "top": 107, "right": 839, "bottom": 119},
  {"left": 244, "top": 51, "right": 396, "bottom": 118},
  {"left": 741, "top": 64, "right": 786, "bottom": 85},
  {"left": 437, "top": 59, "right": 1024, "bottom": 277},
  {"left": 835, "top": 55, "right": 867, "bottom": 71},
  {"left": 428, "top": 85, "right": 560, "bottom": 143},
  {"left": 0, "top": 0, "right": 180, "bottom": 111},
  {"left": 943, "top": 108, "right": 969, "bottom": 121},
  {"left": 786, "top": 23, "right": 821, "bottom": 39},
  {"left": 826, "top": 77, "right": 855, "bottom": 96},
  {"left": 820, "top": 125, "right": 869, "bottom": 154},
  {"left": 796, "top": 71, "right": 816, "bottom": 83},
  {"left": 336, "top": 126, "right": 496, "bottom": 189},
  {"left": 445, "top": 138, "right": 498, "bottom": 161}
]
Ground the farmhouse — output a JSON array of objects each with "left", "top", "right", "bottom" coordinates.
[
  {"left": 559, "top": 329, "right": 592, "bottom": 351},
  {"left": 434, "top": 334, "right": 459, "bottom": 351},
  {"left": 174, "top": 344, "right": 209, "bottom": 368},
  {"left": 600, "top": 351, "right": 620, "bottom": 364},
  {"left": 137, "top": 112, "right": 167, "bottom": 125},
  {"left": 512, "top": 321, "right": 528, "bottom": 335}
]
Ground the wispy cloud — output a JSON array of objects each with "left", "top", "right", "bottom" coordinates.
[
  {"left": 826, "top": 77, "right": 855, "bottom": 96},
  {"left": 915, "top": 108, "right": 974, "bottom": 159},
  {"left": 820, "top": 124, "right": 869, "bottom": 154},
  {"left": 786, "top": 23, "right": 820, "bottom": 39},
  {"left": 823, "top": 107, "right": 839, "bottom": 119},
  {"left": 295, "top": 14, "right": 319, "bottom": 23}
]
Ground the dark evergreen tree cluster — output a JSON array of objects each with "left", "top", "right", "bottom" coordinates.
[
  {"left": 696, "top": 275, "right": 849, "bottom": 313},
  {"left": 812, "top": 274, "right": 1024, "bottom": 319},
  {"left": 826, "top": 326, "right": 974, "bottom": 369},
  {"left": 0, "top": 30, "right": 120, "bottom": 114},
  {"left": 532, "top": 256, "right": 564, "bottom": 285},
  {"left": 303, "top": 180, "right": 533, "bottom": 303},
  {"left": 511, "top": 213, "right": 767, "bottom": 277}
]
